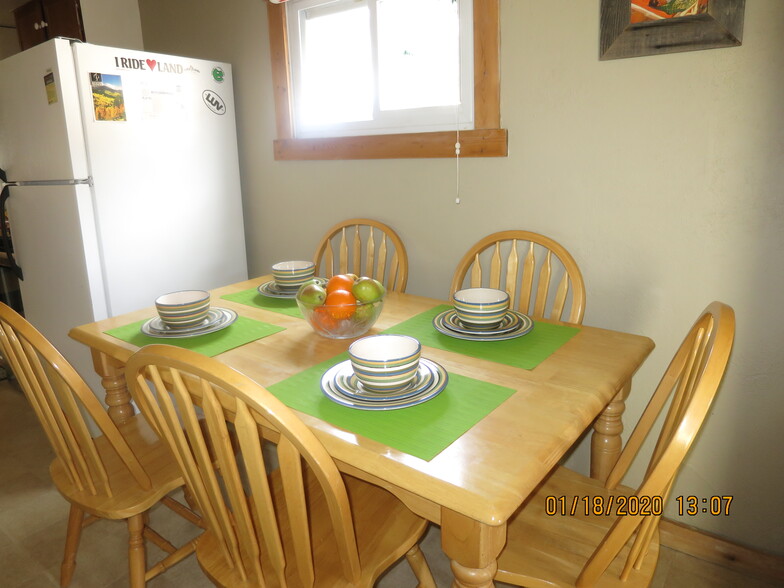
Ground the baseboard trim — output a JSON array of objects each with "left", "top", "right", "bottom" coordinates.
[{"left": 659, "top": 518, "right": 784, "bottom": 583}]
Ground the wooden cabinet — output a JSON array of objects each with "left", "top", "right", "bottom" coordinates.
[
  {"left": 12, "top": 1, "right": 47, "bottom": 50},
  {"left": 13, "top": 0, "right": 85, "bottom": 51}
]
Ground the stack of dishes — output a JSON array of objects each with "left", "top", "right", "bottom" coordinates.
[
  {"left": 320, "top": 359, "right": 447, "bottom": 410},
  {"left": 142, "top": 290, "right": 237, "bottom": 338},
  {"left": 433, "top": 288, "right": 534, "bottom": 341},
  {"left": 258, "top": 261, "right": 321, "bottom": 299},
  {"left": 320, "top": 335, "right": 448, "bottom": 410}
]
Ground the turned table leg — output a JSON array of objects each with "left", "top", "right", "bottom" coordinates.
[
  {"left": 441, "top": 508, "right": 506, "bottom": 588},
  {"left": 590, "top": 381, "right": 630, "bottom": 482},
  {"left": 91, "top": 349, "right": 135, "bottom": 425}
]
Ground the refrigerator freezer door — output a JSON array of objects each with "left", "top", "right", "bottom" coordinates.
[
  {"left": 0, "top": 38, "right": 90, "bottom": 181},
  {"left": 71, "top": 44, "right": 248, "bottom": 316}
]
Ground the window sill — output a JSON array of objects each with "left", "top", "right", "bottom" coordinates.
[{"left": 273, "top": 128, "right": 508, "bottom": 161}]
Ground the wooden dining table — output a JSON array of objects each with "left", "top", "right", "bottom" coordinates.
[{"left": 69, "top": 276, "right": 654, "bottom": 588}]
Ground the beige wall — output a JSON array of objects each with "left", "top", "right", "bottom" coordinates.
[
  {"left": 138, "top": 0, "right": 784, "bottom": 556},
  {"left": 80, "top": 0, "right": 143, "bottom": 49},
  {"left": 0, "top": 28, "right": 17, "bottom": 59},
  {"left": 0, "top": 0, "right": 16, "bottom": 59}
]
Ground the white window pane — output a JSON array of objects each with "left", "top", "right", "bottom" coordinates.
[
  {"left": 286, "top": 0, "right": 473, "bottom": 138},
  {"left": 377, "top": 0, "right": 460, "bottom": 111},
  {"left": 300, "top": 5, "right": 373, "bottom": 125}
]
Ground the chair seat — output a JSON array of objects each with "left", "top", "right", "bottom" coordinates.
[
  {"left": 50, "top": 415, "right": 184, "bottom": 520},
  {"left": 196, "top": 470, "right": 429, "bottom": 587},
  {"left": 496, "top": 466, "right": 659, "bottom": 588}
]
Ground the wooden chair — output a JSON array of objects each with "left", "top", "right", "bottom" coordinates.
[
  {"left": 494, "top": 301, "right": 735, "bottom": 587},
  {"left": 0, "top": 302, "right": 201, "bottom": 588},
  {"left": 450, "top": 230, "right": 586, "bottom": 324},
  {"left": 125, "top": 344, "right": 436, "bottom": 588},
  {"left": 313, "top": 218, "right": 409, "bottom": 292}
]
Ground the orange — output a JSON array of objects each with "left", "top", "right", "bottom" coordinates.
[
  {"left": 326, "top": 274, "right": 355, "bottom": 294},
  {"left": 312, "top": 306, "right": 338, "bottom": 334},
  {"left": 324, "top": 289, "right": 357, "bottom": 320}
]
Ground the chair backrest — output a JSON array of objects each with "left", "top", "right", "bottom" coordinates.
[
  {"left": 0, "top": 302, "right": 152, "bottom": 497},
  {"left": 450, "top": 230, "right": 585, "bottom": 324},
  {"left": 125, "top": 344, "right": 363, "bottom": 586},
  {"left": 579, "top": 301, "right": 735, "bottom": 585},
  {"left": 313, "top": 218, "right": 409, "bottom": 292}
]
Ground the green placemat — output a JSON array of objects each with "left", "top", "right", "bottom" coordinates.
[
  {"left": 268, "top": 354, "right": 515, "bottom": 461},
  {"left": 105, "top": 316, "right": 285, "bottom": 357},
  {"left": 220, "top": 288, "right": 303, "bottom": 318},
  {"left": 382, "top": 305, "right": 580, "bottom": 370}
]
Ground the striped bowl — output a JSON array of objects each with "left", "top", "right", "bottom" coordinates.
[
  {"left": 348, "top": 334, "right": 421, "bottom": 393},
  {"left": 272, "top": 260, "right": 316, "bottom": 289},
  {"left": 155, "top": 290, "right": 211, "bottom": 330},
  {"left": 452, "top": 287, "right": 510, "bottom": 329}
]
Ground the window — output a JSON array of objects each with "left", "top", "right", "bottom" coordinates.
[
  {"left": 267, "top": 0, "right": 506, "bottom": 160},
  {"left": 287, "top": 0, "right": 473, "bottom": 139}
]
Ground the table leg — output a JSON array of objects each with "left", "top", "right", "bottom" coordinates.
[
  {"left": 91, "top": 349, "right": 135, "bottom": 425},
  {"left": 441, "top": 508, "right": 506, "bottom": 588},
  {"left": 590, "top": 381, "right": 630, "bottom": 482}
]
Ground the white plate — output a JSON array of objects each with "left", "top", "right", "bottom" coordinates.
[
  {"left": 141, "top": 308, "right": 237, "bottom": 338},
  {"left": 257, "top": 277, "right": 326, "bottom": 299},
  {"left": 321, "top": 358, "right": 447, "bottom": 410},
  {"left": 433, "top": 309, "right": 534, "bottom": 341},
  {"left": 333, "top": 361, "right": 435, "bottom": 402},
  {"left": 440, "top": 309, "right": 522, "bottom": 335}
]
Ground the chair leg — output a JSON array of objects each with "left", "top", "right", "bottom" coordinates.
[
  {"left": 127, "top": 514, "right": 147, "bottom": 588},
  {"left": 405, "top": 543, "right": 436, "bottom": 588},
  {"left": 60, "top": 505, "right": 85, "bottom": 587},
  {"left": 183, "top": 485, "right": 199, "bottom": 512}
]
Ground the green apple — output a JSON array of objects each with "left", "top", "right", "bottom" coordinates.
[
  {"left": 353, "top": 301, "right": 378, "bottom": 322},
  {"left": 352, "top": 277, "right": 385, "bottom": 303},
  {"left": 298, "top": 277, "right": 324, "bottom": 290},
  {"left": 298, "top": 282, "right": 327, "bottom": 306}
]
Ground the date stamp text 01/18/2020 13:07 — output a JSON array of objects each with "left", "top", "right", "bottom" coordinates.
[{"left": 544, "top": 495, "right": 734, "bottom": 517}]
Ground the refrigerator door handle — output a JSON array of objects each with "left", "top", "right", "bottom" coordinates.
[{"left": 0, "top": 178, "right": 93, "bottom": 188}]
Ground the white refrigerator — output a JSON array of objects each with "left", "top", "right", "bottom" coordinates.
[{"left": 0, "top": 38, "right": 248, "bottom": 392}]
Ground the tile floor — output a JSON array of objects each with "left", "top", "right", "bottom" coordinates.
[{"left": 0, "top": 377, "right": 778, "bottom": 587}]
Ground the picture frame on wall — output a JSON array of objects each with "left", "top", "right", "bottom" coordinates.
[{"left": 600, "top": 0, "right": 745, "bottom": 60}]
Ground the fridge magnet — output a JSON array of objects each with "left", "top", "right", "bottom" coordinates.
[
  {"left": 600, "top": 0, "right": 745, "bottom": 60},
  {"left": 202, "top": 90, "right": 226, "bottom": 115},
  {"left": 44, "top": 72, "right": 58, "bottom": 105},
  {"left": 89, "top": 73, "right": 127, "bottom": 121}
]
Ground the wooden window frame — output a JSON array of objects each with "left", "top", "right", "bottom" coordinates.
[{"left": 267, "top": 0, "right": 507, "bottom": 160}]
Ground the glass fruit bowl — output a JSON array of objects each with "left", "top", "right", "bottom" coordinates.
[{"left": 296, "top": 291, "right": 385, "bottom": 339}]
